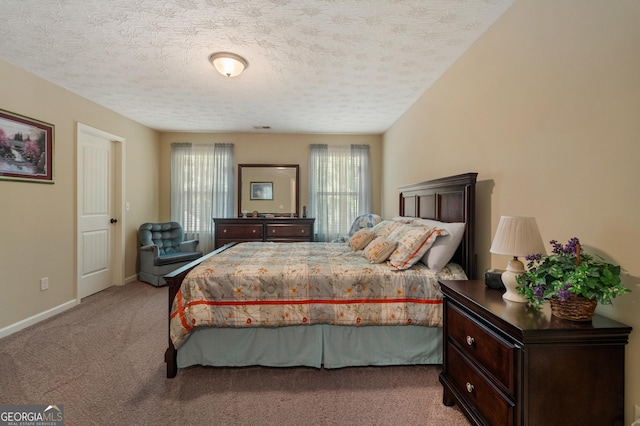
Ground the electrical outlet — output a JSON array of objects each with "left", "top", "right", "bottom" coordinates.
[
  {"left": 40, "top": 277, "right": 49, "bottom": 291},
  {"left": 635, "top": 404, "right": 640, "bottom": 420}
]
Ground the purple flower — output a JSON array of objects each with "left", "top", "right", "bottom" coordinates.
[
  {"left": 564, "top": 237, "right": 580, "bottom": 255},
  {"left": 526, "top": 253, "right": 542, "bottom": 262},
  {"left": 557, "top": 284, "right": 573, "bottom": 301},
  {"left": 550, "top": 238, "right": 581, "bottom": 256},
  {"left": 533, "top": 285, "right": 546, "bottom": 301}
]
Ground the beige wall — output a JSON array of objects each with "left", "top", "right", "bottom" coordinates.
[
  {"left": 0, "top": 59, "right": 160, "bottom": 331},
  {"left": 158, "top": 132, "right": 383, "bottom": 220},
  {"left": 382, "top": 0, "right": 640, "bottom": 421}
]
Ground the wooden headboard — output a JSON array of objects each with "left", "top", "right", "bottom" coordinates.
[{"left": 398, "top": 172, "right": 477, "bottom": 279}]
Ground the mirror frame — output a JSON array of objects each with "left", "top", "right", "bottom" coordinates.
[{"left": 238, "top": 164, "right": 300, "bottom": 217}]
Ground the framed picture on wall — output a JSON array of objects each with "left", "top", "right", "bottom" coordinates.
[
  {"left": 0, "top": 109, "right": 54, "bottom": 183},
  {"left": 250, "top": 182, "right": 273, "bottom": 200}
]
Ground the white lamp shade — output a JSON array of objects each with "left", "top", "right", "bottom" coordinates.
[
  {"left": 209, "top": 52, "right": 248, "bottom": 77},
  {"left": 490, "top": 216, "right": 546, "bottom": 257},
  {"left": 490, "top": 216, "right": 545, "bottom": 303}
]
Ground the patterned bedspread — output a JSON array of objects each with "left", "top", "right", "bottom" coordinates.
[{"left": 170, "top": 242, "right": 467, "bottom": 348}]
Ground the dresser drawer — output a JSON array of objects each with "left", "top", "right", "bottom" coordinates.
[
  {"left": 447, "top": 344, "right": 514, "bottom": 426},
  {"left": 213, "top": 218, "right": 315, "bottom": 249},
  {"left": 265, "top": 224, "right": 312, "bottom": 239},
  {"left": 447, "top": 303, "right": 515, "bottom": 394},
  {"left": 218, "top": 224, "right": 263, "bottom": 239}
]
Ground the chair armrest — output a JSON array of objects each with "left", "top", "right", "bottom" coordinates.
[
  {"left": 139, "top": 244, "right": 160, "bottom": 257},
  {"left": 180, "top": 240, "right": 199, "bottom": 252}
]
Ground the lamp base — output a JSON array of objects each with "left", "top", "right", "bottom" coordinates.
[{"left": 501, "top": 258, "right": 528, "bottom": 303}]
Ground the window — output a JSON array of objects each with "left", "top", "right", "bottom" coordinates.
[
  {"left": 171, "top": 143, "right": 234, "bottom": 253},
  {"left": 308, "top": 144, "right": 371, "bottom": 241}
]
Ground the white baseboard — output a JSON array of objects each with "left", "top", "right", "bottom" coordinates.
[
  {"left": 124, "top": 274, "right": 138, "bottom": 284},
  {"left": 0, "top": 299, "right": 78, "bottom": 340}
]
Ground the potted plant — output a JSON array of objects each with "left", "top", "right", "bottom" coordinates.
[{"left": 516, "top": 237, "right": 630, "bottom": 321}]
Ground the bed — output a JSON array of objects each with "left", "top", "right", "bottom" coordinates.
[{"left": 164, "top": 172, "right": 477, "bottom": 378}]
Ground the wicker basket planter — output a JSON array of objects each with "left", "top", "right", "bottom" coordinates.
[{"left": 549, "top": 296, "right": 597, "bottom": 321}]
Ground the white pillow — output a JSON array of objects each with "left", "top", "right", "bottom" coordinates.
[
  {"left": 387, "top": 224, "right": 448, "bottom": 270},
  {"left": 413, "top": 219, "right": 466, "bottom": 273}
]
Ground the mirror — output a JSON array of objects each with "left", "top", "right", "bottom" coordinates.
[{"left": 238, "top": 164, "right": 299, "bottom": 217}]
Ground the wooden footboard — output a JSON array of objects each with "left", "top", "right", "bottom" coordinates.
[{"left": 164, "top": 243, "right": 237, "bottom": 378}]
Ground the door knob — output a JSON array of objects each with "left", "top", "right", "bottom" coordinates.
[{"left": 110, "top": 218, "right": 118, "bottom": 224}]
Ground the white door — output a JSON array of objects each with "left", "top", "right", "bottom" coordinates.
[{"left": 77, "top": 124, "right": 124, "bottom": 299}]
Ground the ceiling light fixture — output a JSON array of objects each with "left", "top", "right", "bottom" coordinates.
[{"left": 208, "top": 52, "right": 248, "bottom": 78}]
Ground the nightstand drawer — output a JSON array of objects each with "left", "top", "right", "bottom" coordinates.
[
  {"left": 447, "top": 303, "right": 515, "bottom": 394},
  {"left": 218, "top": 224, "right": 263, "bottom": 239},
  {"left": 448, "top": 344, "right": 514, "bottom": 426},
  {"left": 266, "top": 224, "right": 311, "bottom": 238}
]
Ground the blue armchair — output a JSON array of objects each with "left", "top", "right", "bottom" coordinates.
[{"left": 137, "top": 222, "right": 202, "bottom": 287}]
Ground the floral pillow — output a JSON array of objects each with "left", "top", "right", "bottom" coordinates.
[
  {"left": 362, "top": 237, "right": 398, "bottom": 264},
  {"left": 390, "top": 216, "right": 416, "bottom": 224},
  {"left": 370, "top": 220, "right": 403, "bottom": 238},
  {"left": 349, "top": 228, "right": 375, "bottom": 251},
  {"left": 388, "top": 224, "right": 448, "bottom": 270}
]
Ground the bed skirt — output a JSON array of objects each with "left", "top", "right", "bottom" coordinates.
[{"left": 177, "top": 324, "right": 443, "bottom": 369}]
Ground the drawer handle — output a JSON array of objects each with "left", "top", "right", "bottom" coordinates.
[
  {"left": 223, "top": 229, "right": 227, "bottom": 233},
  {"left": 272, "top": 229, "right": 276, "bottom": 233},
  {"left": 466, "top": 382, "right": 474, "bottom": 393},
  {"left": 301, "top": 229, "right": 305, "bottom": 233},
  {"left": 253, "top": 229, "right": 256, "bottom": 233},
  {"left": 466, "top": 335, "right": 475, "bottom": 346}
]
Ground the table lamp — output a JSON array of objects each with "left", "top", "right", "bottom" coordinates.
[{"left": 490, "top": 216, "right": 546, "bottom": 302}]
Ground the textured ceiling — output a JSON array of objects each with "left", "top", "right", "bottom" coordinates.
[{"left": 0, "top": 0, "right": 513, "bottom": 134}]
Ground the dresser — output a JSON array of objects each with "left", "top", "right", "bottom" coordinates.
[
  {"left": 213, "top": 217, "right": 315, "bottom": 249},
  {"left": 439, "top": 280, "right": 631, "bottom": 426}
]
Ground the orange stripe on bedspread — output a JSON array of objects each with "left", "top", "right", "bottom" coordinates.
[
  {"left": 182, "top": 297, "right": 442, "bottom": 308},
  {"left": 171, "top": 289, "right": 194, "bottom": 332}
]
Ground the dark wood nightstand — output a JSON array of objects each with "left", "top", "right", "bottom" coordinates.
[{"left": 439, "top": 279, "right": 631, "bottom": 426}]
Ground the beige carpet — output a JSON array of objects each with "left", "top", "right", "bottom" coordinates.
[{"left": 0, "top": 281, "right": 470, "bottom": 425}]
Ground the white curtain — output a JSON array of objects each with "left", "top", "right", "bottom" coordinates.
[
  {"left": 171, "top": 143, "right": 234, "bottom": 253},
  {"left": 308, "top": 144, "right": 371, "bottom": 242}
]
